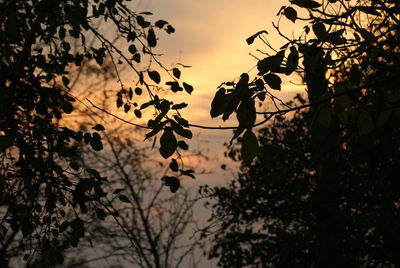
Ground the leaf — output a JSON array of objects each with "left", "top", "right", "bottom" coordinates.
[
  {"left": 257, "top": 50, "right": 285, "bottom": 75},
  {"left": 132, "top": 53, "right": 141, "bottom": 63},
  {"left": 171, "top": 102, "right": 188, "bottom": 110},
  {"left": 124, "top": 103, "right": 131, "bottom": 113},
  {"left": 127, "top": 32, "right": 136, "bottom": 42},
  {"left": 144, "top": 127, "right": 161, "bottom": 140},
  {"left": 61, "top": 101, "right": 73, "bottom": 114},
  {"left": 237, "top": 99, "right": 256, "bottom": 127},
  {"left": 118, "top": 195, "right": 130, "bottom": 203},
  {"left": 181, "top": 169, "right": 195, "bottom": 179},
  {"left": 128, "top": 44, "right": 137, "bottom": 54},
  {"left": 166, "top": 81, "right": 182, "bottom": 92},
  {"left": 177, "top": 140, "right": 189, "bottom": 150},
  {"left": 92, "top": 124, "right": 105, "bottom": 131},
  {"left": 159, "top": 128, "right": 177, "bottom": 158},
  {"left": 313, "top": 22, "right": 327, "bottom": 40},
  {"left": 183, "top": 82, "right": 194, "bottom": 94},
  {"left": 148, "top": 70, "right": 161, "bottom": 84},
  {"left": 286, "top": 46, "right": 299, "bottom": 75},
  {"left": 135, "top": 87, "right": 142, "bottom": 95},
  {"left": 161, "top": 176, "right": 180, "bottom": 193},
  {"left": 128, "top": 88, "right": 133, "bottom": 99},
  {"left": 246, "top": 30, "right": 268, "bottom": 45},
  {"left": 147, "top": 28, "right": 157, "bottom": 47},
  {"left": 62, "top": 76, "right": 70, "bottom": 87},
  {"left": 113, "top": 188, "right": 124, "bottom": 195},
  {"left": 222, "top": 95, "right": 238, "bottom": 121},
  {"left": 90, "top": 134, "right": 103, "bottom": 151},
  {"left": 241, "top": 130, "right": 259, "bottom": 163},
  {"left": 290, "top": 0, "right": 322, "bottom": 9},
  {"left": 172, "top": 68, "right": 181, "bottom": 79},
  {"left": 169, "top": 159, "right": 179, "bottom": 172},
  {"left": 166, "top": 25, "right": 175, "bottom": 34},
  {"left": 155, "top": 20, "right": 168, "bottom": 28},
  {"left": 284, "top": 7, "right": 297, "bottom": 22},
  {"left": 134, "top": 109, "right": 142, "bottom": 118},
  {"left": 173, "top": 126, "right": 193, "bottom": 139},
  {"left": 174, "top": 115, "right": 189, "bottom": 127},
  {"left": 210, "top": 88, "right": 227, "bottom": 118},
  {"left": 136, "top": 16, "right": 150, "bottom": 28},
  {"left": 263, "top": 73, "right": 282, "bottom": 90},
  {"left": 116, "top": 96, "right": 123, "bottom": 108}
]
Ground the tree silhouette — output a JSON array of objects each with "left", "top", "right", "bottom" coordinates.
[
  {"left": 0, "top": 0, "right": 189, "bottom": 266},
  {"left": 204, "top": 0, "right": 400, "bottom": 267}
]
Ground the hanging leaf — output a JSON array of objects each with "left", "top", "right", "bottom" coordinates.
[
  {"left": 147, "top": 28, "right": 157, "bottom": 47},
  {"left": 127, "top": 32, "right": 136, "bottom": 42},
  {"left": 241, "top": 130, "right": 259, "bottom": 163},
  {"left": 210, "top": 88, "right": 227, "bottom": 118},
  {"left": 136, "top": 16, "right": 150, "bottom": 28},
  {"left": 183, "top": 82, "right": 194, "bottom": 94},
  {"left": 159, "top": 128, "right": 177, "bottom": 158},
  {"left": 92, "top": 124, "right": 105, "bottom": 131},
  {"left": 263, "top": 73, "right": 282, "bottom": 90},
  {"left": 173, "top": 126, "right": 192, "bottom": 139},
  {"left": 172, "top": 68, "right": 181, "bottom": 79},
  {"left": 118, "top": 195, "right": 130, "bottom": 203},
  {"left": 132, "top": 53, "right": 141, "bottom": 63},
  {"left": 313, "top": 22, "right": 327, "bottom": 40},
  {"left": 155, "top": 20, "right": 168, "bottom": 28},
  {"left": 134, "top": 109, "right": 142, "bottom": 118},
  {"left": 174, "top": 115, "right": 189, "bottom": 127},
  {"left": 286, "top": 46, "right": 299, "bottom": 75},
  {"left": 161, "top": 176, "right": 180, "bottom": 193},
  {"left": 135, "top": 87, "right": 142, "bottom": 95},
  {"left": 128, "top": 44, "right": 137, "bottom": 54},
  {"left": 177, "top": 140, "right": 189, "bottom": 150},
  {"left": 284, "top": 7, "right": 297, "bottom": 23},
  {"left": 61, "top": 101, "right": 73, "bottom": 114},
  {"left": 171, "top": 102, "right": 188, "bottom": 110},
  {"left": 148, "top": 70, "right": 161, "bottom": 84},
  {"left": 169, "top": 159, "right": 179, "bottom": 172},
  {"left": 166, "top": 81, "right": 182, "bottom": 92},
  {"left": 257, "top": 50, "right": 285, "bottom": 75},
  {"left": 90, "top": 137, "right": 103, "bottom": 151},
  {"left": 290, "top": 0, "right": 322, "bottom": 9},
  {"left": 237, "top": 99, "right": 256, "bottom": 127}
]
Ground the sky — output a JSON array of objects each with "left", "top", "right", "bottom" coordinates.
[
  {"left": 76, "top": 1, "right": 306, "bottom": 266},
  {"left": 127, "top": 0, "right": 305, "bottom": 187}
]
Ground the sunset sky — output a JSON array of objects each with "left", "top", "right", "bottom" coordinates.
[
  {"left": 125, "top": 0, "right": 305, "bottom": 184},
  {"left": 143, "top": 0, "right": 304, "bottom": 123}
]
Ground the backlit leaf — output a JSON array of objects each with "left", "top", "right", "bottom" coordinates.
[
  {"left": 241, "top": 130, "right": 259, "bottom": 163},
  {"left": 159, "top": 128, "right": 177, "bottom": 158}
]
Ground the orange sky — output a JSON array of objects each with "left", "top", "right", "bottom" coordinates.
[
  {"left": 127, "top": 1, "right": 304, "bottom": 180},
  {"left": 145, "top": 0, "right": 305, "bottom": 123},
  {"left": 74, "top": 1, "right": 308, "bottom": 189}
]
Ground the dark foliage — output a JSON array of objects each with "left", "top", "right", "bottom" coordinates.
[{"left": 206, "top": 1, "right": 400, "bottom": 267}]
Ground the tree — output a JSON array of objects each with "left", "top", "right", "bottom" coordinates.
[
  {"left": 0, "top": 0, "right": 193, "bottom": 266},
  {"left": 61, "top": 131, "right": 202, "bottom": 268},
  {"left": 204, "top": 0, "right": 400, "bottom": 267}
]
